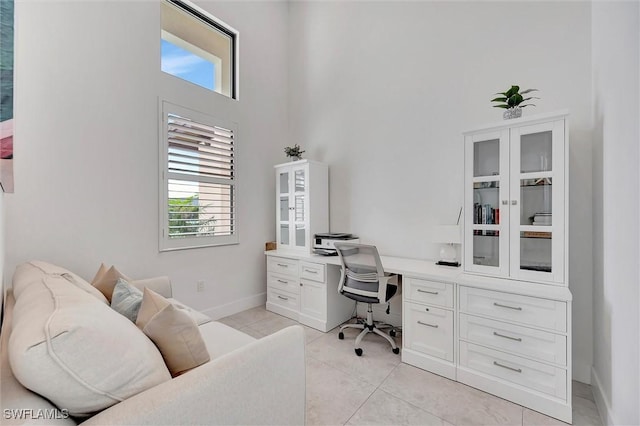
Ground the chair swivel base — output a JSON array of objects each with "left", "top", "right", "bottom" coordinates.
[{"left": 338, "top": 305, "right": 400, "bottom": 356}]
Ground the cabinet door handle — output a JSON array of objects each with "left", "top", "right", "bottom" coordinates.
[
  {"left": 502, "top": 200, "right": 509, "bottom": 205},
  {"left": 417, "top": 289, "right": 439, "bottom": 295},
  {"left": 511, "top": 200, "right": 518, "bottom": 205},
  {"left": 277, "top": 263, "right": 289, "bottom": 268},
  {"left": 494, "top": 302, "right": 522, "bottom": 311},
  {"left": 276, "top": 279, "right": 288, "bottom": 284},
  {"left": 304, "top": 269, "right": 318, "bottom": 274},
  {"left": 277, "top": 295, "right": 289, "bottom": 301},
  {"left": 493, "top": 331, "right": 522, "bottom": 342},
  {"left": 493, "top": 361, "right": 522, "bottom": 373},
  {"left": 417, "top": 321, "right": 438, "bottom": 328}
]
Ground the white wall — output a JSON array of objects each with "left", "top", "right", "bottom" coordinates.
[
  {"left": 288, "top": 1, "right": 593, "bottom": 381},
  {"left": 7, "top": 0, "right": 288, "bottom": 317},
  {"left": 591, "top": 2, "right": 640, "bottom": 425}
]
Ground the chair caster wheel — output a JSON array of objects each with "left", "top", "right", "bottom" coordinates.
[
  {"left": 355, "top": 348, "right": 363, "bottom": 356},
  {"left": 338, "top": 332, "right": 344, "bottom": 340},
  {"left": 392, "top": 348, "right": 400, "bottom": 354},
  {"left": 390, "top": 330, "right": 396, "bottom": 337}
]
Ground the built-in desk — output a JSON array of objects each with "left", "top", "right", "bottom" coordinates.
[{"left": 265, "top": 249, "right": 573, "bottom": 423}]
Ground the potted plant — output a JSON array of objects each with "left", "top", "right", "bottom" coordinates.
[
  {"left": 284, "top": 144, "right": 306, "bottom": 161},
  {"left": 491, "top": 85, "right": 539, "bottom": 119}
]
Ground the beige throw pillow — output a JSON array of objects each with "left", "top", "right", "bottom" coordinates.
[
  {"left": 91, "top": 263, "right": 108, "bottom": 285},
  {"left": 137, "top": 288, "right": 210, "bottom": 377},
  {"left": 92, "top": 266, "right": 131, "bottom": 302}
]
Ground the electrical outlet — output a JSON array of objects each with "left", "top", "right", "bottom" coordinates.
[{"left": 196, "top": 280, "right": 205, "bottom": 292}]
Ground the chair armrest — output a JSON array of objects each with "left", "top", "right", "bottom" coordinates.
[
  {"left": 130, "top": 277, "right": 172, "bottom": 298},
  {"left": 82, "top": 325, "right": 306, "bottom": 426}
]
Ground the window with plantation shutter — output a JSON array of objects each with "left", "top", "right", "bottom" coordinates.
[{"left": 159, "top": 101, "right": 238, "bottom": 250}]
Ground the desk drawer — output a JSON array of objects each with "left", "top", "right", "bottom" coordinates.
[
  {"left": 459, "top": 314, "right": 566, "bottom": 365},
  {"left": 267, "top": 272, "right": 300, "bottom": 295},
  {"left": 404, "top": 303, "right": 454, "bottom": 362},
  {"left": 459, "top": 286, "right": 566, "bottom": 332},
  {"left": 300, "top": 261, "right": 325, "bottom": 283},
  {"left": 459, "top": 341, "right": 567, "bottom": 400},
  {"left": 267, "top": 287, "right": 300, "bottom": 312},
  {"left": 267, "top": 257, "right": 298, "bottom": 277},
  {"left": 405, "top": 278, "right": 454, "bottom": 308}
]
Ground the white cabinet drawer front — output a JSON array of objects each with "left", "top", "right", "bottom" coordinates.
[
  {"left": 459, "top": 314, "right": 566, "bottom": 365},
  {"left": 459, "top": 287, "right": 567, "bottom": 332},
  {"left": 267, "top": 257, "right": 298, "bottom": 277},
  {"left": 405, "top": 303, "right": 454, "bottom": 362},
  {"left": 460, "top": 342, "right": 567, "bottom": 400},
  {"left": 299, "top": 261, "right": 325, "bottom": 283},
  {"left": 267, "top": 288, "right": 300, "bottom": 311},
  {"left": 405, "top": 278, "right": 454, "bottom": 308},
  {"left": 267, "top": 273, "right": 300, "bottom": 295}
]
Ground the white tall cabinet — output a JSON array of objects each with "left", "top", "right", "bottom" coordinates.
[
  {"left": 275, "top": 160, "right": 328, "bottom": 253},
  {"left": 464, "top": 112, "right": 567, "bottom": 285},
  {"left": 458, "top": 111, "right": 572, "bottom": 423}
]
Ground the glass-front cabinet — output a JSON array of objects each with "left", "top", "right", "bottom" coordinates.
[
  {"left": 464, "top": 113, "right": 567, "bottom": 285},
  {"left": 275, "top": 160, "right": 328, "bottom": 253}
]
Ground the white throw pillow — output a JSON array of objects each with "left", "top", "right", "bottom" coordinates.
[{"left": 9, "top": 262, "right": 171, "bottom": 418}]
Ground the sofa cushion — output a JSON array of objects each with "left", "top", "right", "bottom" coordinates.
[
  {"left": 92, "top": 265, "right": 132, "bottom": 302},
  {"left": 198, "top": 321, "right": 256, "bottom": 360},
  {"left": 13, "top": 260, "right": 108, "bottom": 304},
  {"left": 111, "top": 279, "right": 143, "bottom": 322},
  {"left": 137, "top": 288, "right": 210, "bottom": 377},
  {"left": 9, "top": 262, "right": 171, "bottom": 418}
]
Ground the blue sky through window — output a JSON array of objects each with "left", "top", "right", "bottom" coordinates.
[{"left": 161, "top": 39, "right": 215, "bottom": 91}]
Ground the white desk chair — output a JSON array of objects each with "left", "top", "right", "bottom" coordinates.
[{"left": 335, "top": 243, "right": 399, "bottom": 356}]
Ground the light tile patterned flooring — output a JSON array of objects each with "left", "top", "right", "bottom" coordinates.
[{"left": 219, "top": 307, "right": 603, "bottom": 426}]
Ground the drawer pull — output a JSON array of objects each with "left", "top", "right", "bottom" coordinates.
[
  {"left": 277, "top": 295, "right": 289, "bottom": 301},
  {"left": 417, "top": 289, "right": 439, "bottom": 295},
  {"left": 493, "top": 302, "right": 522, "bottom": 311},
  {"left": 493, "top": 331, "right": 522, "bottom": 342},
  {"left": 493, "top": 361, "right": 522, "bottom": 373},
  {"left": 277, "top": 263, "right": 289, "bottom": 268},
  {"left": 304, "top": 269, "right": 318, "bottom": 274},
  {"left": 277, "top": 279, "right": 288, "bottom": 284},
  {"left": 417, "top": 321, "right": 438, "bottom": 328}
]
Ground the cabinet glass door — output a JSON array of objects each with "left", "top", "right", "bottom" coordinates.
[
  {"left": 293, "top": 168, "right": 307, "bottom": 247},
  {"left": 510, "top": 121, "right": 564, "bottom": 283},
  {"left": 278, "top": 171, "right": 291, "bottom": 248},
  {"left": 465, "top": 130, "right": 509, "bottom": 277}
]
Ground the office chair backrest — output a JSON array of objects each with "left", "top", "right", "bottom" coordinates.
[{"left": 335, "top": 243, "right": 389, "bottom": 303}]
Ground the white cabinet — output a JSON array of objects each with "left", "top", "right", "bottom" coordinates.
[
  {"left": 402, "top": 277, "right": 456, "bottom": 380},
  {"left": 275, "top": 160, "right": 328, "bottom": 253},
  {"left": 266, "top": 254, "right": 353, "bottom": 332},
  {"left": 464, "top": 112, "right": 568, "bottom": 285},
  {"left": 457, "top": 282, "right": 572, "bottom": 423}
]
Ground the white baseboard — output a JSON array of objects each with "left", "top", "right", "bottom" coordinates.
[
  {"left": 203, "top": 292, "right": 266, "bottom": 320},
  {"left": 591, "top": 366, "right": 615, "bottom": 426}
]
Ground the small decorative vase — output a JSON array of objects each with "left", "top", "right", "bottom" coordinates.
[
  {"left": 289, "top": 156, "right": 301, "bottom": 161},
  {"left": 503, "top": 107, "right": 522, "bottom": 120}
]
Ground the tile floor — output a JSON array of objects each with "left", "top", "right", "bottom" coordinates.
[{"left": 219, "top": 307, "right": 603, "bottom": 426}]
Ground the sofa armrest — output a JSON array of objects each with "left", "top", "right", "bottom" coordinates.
[
  {"left": 82, "top": 325, "right": 306, "bottom": 426},
  {"left": 130, "top": 277, "right": 172, "bottom": 298}
]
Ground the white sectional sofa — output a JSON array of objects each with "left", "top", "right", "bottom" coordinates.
[{"left": 0, "top": 261, "right": 306, "bottom": 425}]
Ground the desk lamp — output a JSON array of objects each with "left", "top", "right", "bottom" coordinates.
[{"left": 434, "top": 225, "right": 461, "bottom": 267}]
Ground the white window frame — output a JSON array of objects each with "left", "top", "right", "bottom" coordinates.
[
  {"left": 161, "top": 0, "right": 239, "bottom": 100},
  {"left": 159, "top": 100, "right": 239, "bottom": 251}
]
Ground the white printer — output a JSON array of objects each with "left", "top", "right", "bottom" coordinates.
[{"left": 313, "top": 233, "right": 360, "bottom": 255}]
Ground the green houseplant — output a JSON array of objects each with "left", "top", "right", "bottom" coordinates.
[
  {"left": 491, "top": 85, "right": 539, "bottom": 119},
  {"left": 284, "top": 144, "right": 306, "bottom": 160}
]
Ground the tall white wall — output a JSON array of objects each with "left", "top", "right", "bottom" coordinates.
[
  {"left": 288, "top": 1, "right": 593, "bottom": 381},
  {"left": 7, "top": 0, "right": 288, "bottom": 317},
  {"left": 591, "top": 2, "right": 640, "bottom": 425}
]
